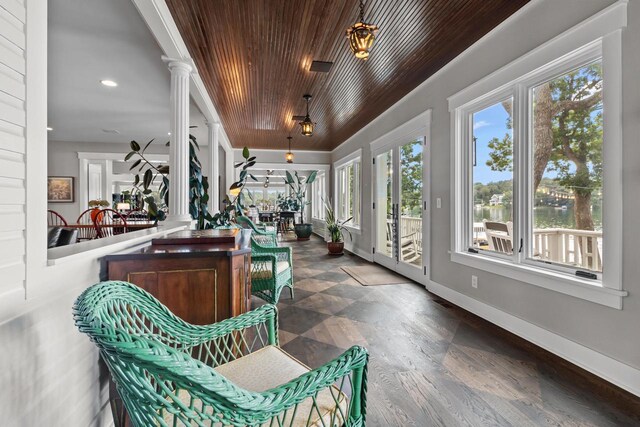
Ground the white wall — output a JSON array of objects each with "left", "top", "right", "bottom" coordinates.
[
  {"left": 332, "top": 0, "right": 640, "bottom": 384},
  {"left": 0, "top": 1, "right": 115, "bottom": 425},
  {"left": 234, "top": 148, "right": 331, "bottom": 165}
]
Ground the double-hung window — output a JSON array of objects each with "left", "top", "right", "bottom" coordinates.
[
  {"left": 449, "top": 4, "right": 627, "bottom": 308},
  {"left": 311, "top": 173, "right": 326, "bottom": 220},
  {"left": 334, "top": 151, "right": 361, "bottom": 228}
]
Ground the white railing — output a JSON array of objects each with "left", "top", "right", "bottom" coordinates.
[
  {"left": 532, "top": 228, "right": 602, "bottom": 272},
  {"left": 400, "top": 216, "right": 422, "bottom": 253},
  {"left": 473, "top": 222, "right": 602, "bottom": 272}
]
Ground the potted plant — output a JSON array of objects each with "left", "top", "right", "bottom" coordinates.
[
  {"left": 126, "top": 133, "right": 257, "bottom": 228},
  {"left": 284, "top": 170, "right": 317, "bottom": 240},
  {"left": 88, "top": 199, "right": 110, "bottom": 222},
  {"left": 324, "top": 198, "right": 352, "bottom": 255}
]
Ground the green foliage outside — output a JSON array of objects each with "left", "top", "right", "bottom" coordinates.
[{"left": 483, "top": 62, "right": 603, "bottom": 230}]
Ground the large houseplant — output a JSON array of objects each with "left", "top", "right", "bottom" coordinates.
[
  {"left": 126, "top": 136, "right": 256, "bottom": 228},
  {"left": 324, "top": 198, "right": 352, "bottom": 255},
  {"left": 284, "top": 170, "right": 317, "bottom": 240}
]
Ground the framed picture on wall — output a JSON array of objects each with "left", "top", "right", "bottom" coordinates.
[{"left": 47, "top": 176, "right": 74, "bottom": 203}]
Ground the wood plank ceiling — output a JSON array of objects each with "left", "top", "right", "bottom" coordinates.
[{"left": 166, "top": 0, "right": 529, "bottom": 151}]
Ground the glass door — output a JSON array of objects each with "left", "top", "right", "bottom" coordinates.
[
  {"left": 374, "top": 149, "right": 396, "bottom": 270},
  {"left": 373, "top": 137, "right": 427, "bottom": 282}
]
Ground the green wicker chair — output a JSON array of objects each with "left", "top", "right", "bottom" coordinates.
[
  {"left": 251, "top": 236, "right": 294, "bottom": 304},
  {"left": 237, "top": 215, "right": 278, "bottom": 247},
  {"left": 73, "top": 281, "right": 368, "bottom": 427}
]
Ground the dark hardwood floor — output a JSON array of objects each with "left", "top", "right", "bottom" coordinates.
[{"left": 253, "top": 234, "right": 640, "bottom": 426}]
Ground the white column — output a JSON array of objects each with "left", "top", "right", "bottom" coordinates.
[
  {"left": 206, "top": 122, "right": 220, "bottom": 213},
  {"left": 164, "top": 58, "right": 192, "bottom": 222}
]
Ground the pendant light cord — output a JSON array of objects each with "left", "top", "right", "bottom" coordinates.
[{"left": 359, "top": 0, "right": 365, "bottom": 22}]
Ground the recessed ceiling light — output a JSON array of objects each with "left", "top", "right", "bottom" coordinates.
[
  {"left": 167, "top": 132, "right": 171, "bottom": 136},
  {"left": 46, "top": 127, "right": 53, "bottom": 131},
  {"left": 100, "top": 79, "right": 118, "bottom": 87}
]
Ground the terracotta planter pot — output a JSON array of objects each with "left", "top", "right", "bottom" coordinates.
[{"left": 327, "top": 241, "right": 344, "bottom": 255}]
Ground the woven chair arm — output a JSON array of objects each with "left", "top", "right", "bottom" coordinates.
[
  {"left": 251, "top": 253, "right": 277, "bottom": 264},
  {"left": 183, "top": 304, "right": 278, "bottom": 344},
  {"left": 254, "top": 228, "right": 275, "bottom": 236}
]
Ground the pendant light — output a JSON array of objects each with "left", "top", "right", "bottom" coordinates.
[
  {"left": 346, "top": 0, "right": 378, "bottom": 61},
  {"left": 299, "top": 94, "right": 314, "bottom": 137},
  {"left": 285, "top": 135, "right": 294, "bottom": 163}
]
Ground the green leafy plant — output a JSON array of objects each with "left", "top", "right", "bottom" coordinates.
[
  {"left": 284, "top": 170, "right": 317, "bottom": 223},
  {"left": 208, "top": 147, "right": 258, "bottom": 228},
  {"left": 276, "top": 194, "right": 299, "bottom": 212},
  {"left": 126, "top": 140, "right": 256, "bottom": 228},
  {"left": 126, "top": 132, "right": 211, "bottom": 228},
  {"left": 323, "top": 197, "right": 352, "bottom": 243},
  {"left": 126, "top": 138, "right": 170, "bottom": 221}
]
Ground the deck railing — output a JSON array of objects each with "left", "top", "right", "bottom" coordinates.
[
  {"left": 399, "top": 216, "right": 422, "bottom": 253},
  {"left": 473, "top": 222, "right": 602, "bottom": 272},
  {"left": 532, "top": 228, "right": 602, "bottom": 272},
  {"left": 394, "top": 219, "right": 602, "bottom": 272}
]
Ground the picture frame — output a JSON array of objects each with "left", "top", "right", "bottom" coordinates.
[{"left": 47, "top": 176, "right": 74, "bottom": 203}]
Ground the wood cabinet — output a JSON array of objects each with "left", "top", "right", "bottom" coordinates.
[
  {"left": 104, "top": 229, "right": 251, "bottom": 324},
  {"left": 102, "top": 229, "right": 252, "bottom": 426}
]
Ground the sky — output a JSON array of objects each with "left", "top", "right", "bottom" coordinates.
[{"left": 473, "top": 102, "right": 513, "bottom": 184}]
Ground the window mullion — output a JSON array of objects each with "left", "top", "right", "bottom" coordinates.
[{"left": 513, "top": 84, "right": 528, "bottom": 265}]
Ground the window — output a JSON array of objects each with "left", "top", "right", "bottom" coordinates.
[
  {"left": 335, "top": 152, "right": 361, "bottom": 228},
  {"left": 450, "top": 18, "right": 625, "bottom": 307},
  {"left": 311, "top": 173, "right": 326, "bottom": 220}
]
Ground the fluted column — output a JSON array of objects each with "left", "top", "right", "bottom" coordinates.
[
  {"left": 207, "top": 122, "right": 220, "bottom": 213},
  {"left": 164, "top": 58, "right": 192, "bottom": 222}
]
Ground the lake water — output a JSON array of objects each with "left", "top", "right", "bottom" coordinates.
[{"left": 474, "top": 205, "right": 603, "bottom": 230}]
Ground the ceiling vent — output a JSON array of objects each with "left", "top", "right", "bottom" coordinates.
[
  {"left": 102, "top": 129, "right": 120, "bottom": 134},
  {"left": 309, "top": 60, "right": 333, "bottom": 73}
]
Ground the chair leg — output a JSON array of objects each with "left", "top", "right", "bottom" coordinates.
[{"left": 289, "top": 286, "right": 294, "bottom": 299}]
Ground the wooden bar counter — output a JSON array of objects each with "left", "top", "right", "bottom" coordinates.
[{"left": 103, "top": 229, "right": 252, "bottom": 325}]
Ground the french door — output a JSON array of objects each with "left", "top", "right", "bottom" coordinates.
[{"left": 372, "top": 137, "right": 429, "bottom": 283}]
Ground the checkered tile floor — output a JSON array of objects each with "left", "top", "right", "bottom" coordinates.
[{"left": 252, "top": 234, "right": 640, "bottom": 426}]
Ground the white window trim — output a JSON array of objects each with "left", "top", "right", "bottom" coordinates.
[
  {"left": 334, "top": 149, "right": 362, "bottom": 232},
  {"left": 311, "top": 173, "right": 326, "bottom": 220},
  {"left": 448, "top": 1, "right": 627, "bottom": 309}
]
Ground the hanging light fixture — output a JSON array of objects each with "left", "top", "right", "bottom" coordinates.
[
  {"left": 299, "top": 94, "right": 314, "bottom": 137},
  {"left": 346, "top": 0, "right": 378, "bottom": 61},
  {"left": 264, "top": 176, "right": 269, "bottom": 188},
  {"left": 285, "top": 136, "right": 294, "bottom": 163}
]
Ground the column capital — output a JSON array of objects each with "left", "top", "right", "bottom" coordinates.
[
  {"left": 161, "top": 55, "right": 194, "bottom": 74},
  {"left": 205, "top": 121, "right": 221, "bottom": 130}
]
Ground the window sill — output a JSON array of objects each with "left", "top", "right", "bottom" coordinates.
[
  {"left": 47, "top": 225, "right": 187, "bottom": 266},
  {"left": 342, "top": 224, "right": 361, "bottom": 235},
  {"left": 450, "top": 251, "right": 627, "bottom": 309}
]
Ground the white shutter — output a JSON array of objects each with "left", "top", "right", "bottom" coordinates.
[{"left": 0, "top": 0, "right": 26, "bottom": 298}]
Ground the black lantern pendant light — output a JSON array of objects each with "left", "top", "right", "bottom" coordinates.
[
  {"left": 299, "top": 94, "right": 314, "bottom": 137},
  {"left": 346, "top": 0, "right": 378, "bottom": 61},
  {"left": 285, "top": 135, "right": 294, "bottom": 163}
]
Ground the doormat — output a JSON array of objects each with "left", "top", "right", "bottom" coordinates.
[{"left": 341, "top": 265, "right": 413, "bottom": 286}]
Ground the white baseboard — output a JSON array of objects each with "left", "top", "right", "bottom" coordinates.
[{"left": 427, "top": 279, "right": 640, "bottom": 397}]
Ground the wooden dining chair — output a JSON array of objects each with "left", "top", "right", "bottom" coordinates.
[
  {"left": 124, "top": 209, "right": 149, "bottom": 222},
  {"left": 47, "top": 209, "right": 68, "bottom": 227},
  {"left": 76, "top": 208, "right": 100, "bottom": 241},
  {"left": 94, "top": 209, "right": 128, "bottom": 238}
]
